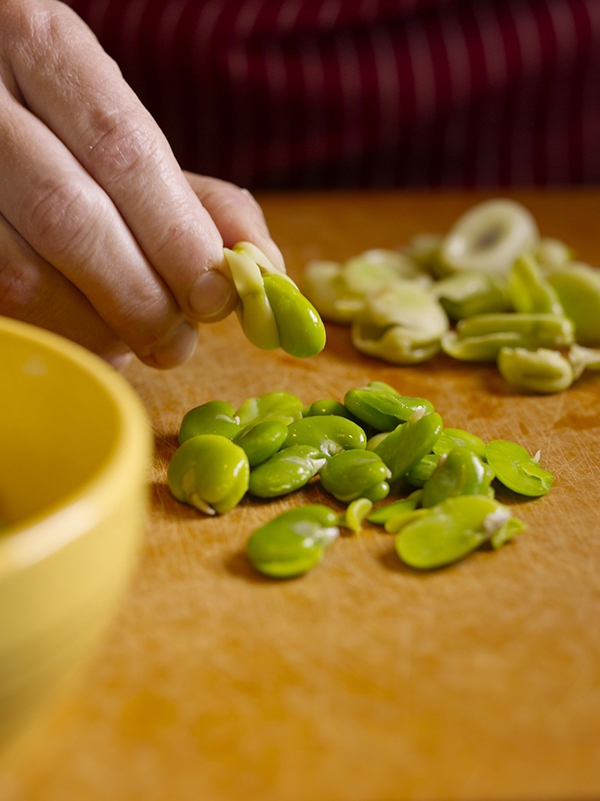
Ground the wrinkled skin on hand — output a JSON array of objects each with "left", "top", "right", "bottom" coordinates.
[{"left": 0, "top": 0, "right": 284, "bottom": 368}]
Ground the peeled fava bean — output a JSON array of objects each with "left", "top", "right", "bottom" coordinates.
[
  {"left": 246, "top": 505, "right": 339, "bottom": 578},
  {"left": 433, "top": 428, "right": 486, "bottom": 460},
  {"left": 336, "top": 498, "right": 374, "bottom": 533},
  {"left": 344, "top": 387, "right": 434, "bottom": 431},
  {"left": 485, "top": 440, "right": 553, "bottom": 497},
  {"left": 303, "top": 399, "right": 355, "bottom": 419},
  {"left": 368, "top": 490, "right": 422, "bottom": 526},
  {"left": 248, "top": 445, "right": 326, "bottom": 498},
  {"left": 320, "top": 450, "right": 391, "bottom": 503},
  {"left": 421, "top": 447, "right": 495, "bottom": 508},
  {"left": 374, "top": 411, "right": 444, "bottom": 483},
  {"left": 168, "top": 435, "right": 250, "bottom": 515},
  {"left": 395, "top": 496, "right": 521, "bottom": 569},
  {"left": 262, "top": 273, "right": 326, "bottom": 358},
  {"left": 233, "top": 420, "right": 288, "bottom": 467},
  {"left": 547, "top": 264, "right": 600, "bottom": 346},
  {"left": 439, "top": 199, "right": 539, "bottom": 277},
  {"left": 237, "top": 391, "right": 304, "bottom": 428},
  {"left": 285, "top": 415, "right": 367, "bottom": 459},
  {"left": 497, "top": 347, "right": 574, "bottom": 394},
  {"left": 178, "top": 401, "right": 241, "bottom": 443},
  {"left": 404, "top": 453, "right": 441, "bottom": 488}
]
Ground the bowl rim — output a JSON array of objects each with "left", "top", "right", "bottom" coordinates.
[{"left": 0, "top": 317, "right": 152, "bottom": 575}]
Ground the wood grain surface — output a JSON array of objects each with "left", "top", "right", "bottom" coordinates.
[{"left": 2, "top": 191, "right": 600, "bottom": 801}]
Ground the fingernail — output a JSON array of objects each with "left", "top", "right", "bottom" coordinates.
[
  {"left": 188, "top": 270, "right": 234, "bottom": 320},
  {"left": 255, "top": 234, "right": 286, "bottom": 274},
  {"left": 147, "top": 321, "right": 198, "bottom": 369},
  {"left": 110, "top": 352, "right": 133, "bottom": 371}
]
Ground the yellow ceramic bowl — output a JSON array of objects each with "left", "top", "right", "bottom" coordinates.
[{"left": 0, "top": 317, "right": 152, "bottom": 761}]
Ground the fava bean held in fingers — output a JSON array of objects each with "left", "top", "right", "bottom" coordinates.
[
  {"left": 344, "top": 387, "right": 434, "bottom": 431},
  {"left": 233, "top": 421, "right": 288, "bottom": 467},
  {"left": 262, "top": 273, "right": 326, "bottom": 358},
  {"left": 368, "top": 490, "right": 422, "bottom": 526},
  {"left": 433, "top": 429, "right": 486, "bottom": 460},
  {"left": 421, "top": 447, "right": 495, "bottom": 508},
  {"left": 497, "top": 347, "right": 574, "bottom": 394},
  {"left": 439, "top": 199, "right": 539, "bottom": 277},
  {"left": 395, "top": 496, "right": 518, "bottom": 569},
  {"left": 285, "top": 416, "right": 367, "bottom": 459},
  {"left": 179, "top": 401, "right": 240, "bottom": 444},
  {"left": 246, "top": 505, "right": 339, "bottom": 578},
  {"left": 237, "top": 391, "right": 304, "bottom": 428},
  {"left": 320, "top": 450, "right": 391, "bottom": 503},
  {"left": 168, "top": 435, "right": 249, "bottom": 515},
  {"left": 374, "top": 412, "right": 443, "bottom": 483},
  {"left": 485, "top": 440, "right": 553, "bottom": 496},
  {"left": 508, "top": 254, "right": 564, "bottom": 316},
  {"left": 224, "top": 246, "right": 280, "bottom": 350},
  {"left": 248, "top": 446, "right": 326, "bottom": 498},
  {"left": 337, "top": 498, "right": 374, "bottom": 534}
]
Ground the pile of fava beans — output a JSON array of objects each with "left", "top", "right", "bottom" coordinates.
[{"left": 168, "top": 383, "right": 553, "bottom": 578}]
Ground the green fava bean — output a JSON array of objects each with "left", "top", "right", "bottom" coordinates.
[
  {"left": 303, "top": 398, "right": 356, "bottom": 420},
  {"left": 433, "top": 428, "right": 486, "bottom": 459},
  {"left": 374, "top": 411, "right": 443, "bottom": 483},
  {"left": 262, "top": 273, "right": 326, "bottom": 358},
  {"left": 485, "top": 440, "right": 553, "bottom": 497},
  {"left": 508, "top": 253, "right": 564, "bottom": 315},
  {"left": 285, "top": 415, "right": 367, "bottom": 458},
  {"left": 421, "top": 447, "right": 495, "bottom": 508},
  {"left": 237, "top": 391, "right": 304, "bottom": 428},
  {"left": 395, "top": 496, "right": 515, "bottom": 569},
  {"left": 233, "top": 421, "right": 288, "bottom": 467},
  {"left": 547, "top": 264, "right": 600, "bottom": 346},
  {"left": 368, "top": 490, "right": 422, "bottom": 526},
  {"left": 320, "top": 450, "right": 391, "bottom": 503},
  {"left": 168, "top": 435, "right": 249, "bottom": 515},
  {"left": 246, "top": 505, "right": 339, "bottom": 578},
  {"left": 404, "top": 453, "right": 440, "bottom": 488},
  {"left": 179, "top": 401, "right": 240, "bottom": 444},
  {"left": 344, "top": 387, "right": 434, "bottom": 431},
  {"left": 248, "top": 445, "right": 326, "bottom": 498},
  {"left": 367, "top": 431, "right": 392, "bottom": 451}
]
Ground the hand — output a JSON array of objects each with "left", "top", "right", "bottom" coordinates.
[{"left": 0, "top": 0, "right": 284, "bottom": 369}]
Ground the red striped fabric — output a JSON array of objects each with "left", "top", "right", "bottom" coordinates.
[{"left": 64, "top": 0, "right": 600, "bottom": 189}]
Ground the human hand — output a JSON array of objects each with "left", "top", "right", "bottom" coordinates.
[{"left": 0, "top": 0, "right": 284, "bottom": 369}]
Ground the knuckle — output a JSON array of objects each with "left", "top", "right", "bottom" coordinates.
[
  {"left": 116, "top": 287, "right": 180, "bottom": 352},
  {"left": 0, "top": 249, "right": 43, "bottom": 317},
  {"left": 23, "top": 179, "right": 99, "bottom": 257}
]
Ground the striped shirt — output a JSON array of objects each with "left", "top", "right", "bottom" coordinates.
[{"left": 65, "top": 0, "right": 600, "bottom": 189}]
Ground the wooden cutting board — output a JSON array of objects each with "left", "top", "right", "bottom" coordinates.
[{"left": 3, "top": 191, "right": 600, "bottom": 801}]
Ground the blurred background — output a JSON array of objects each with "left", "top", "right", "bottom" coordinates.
[{"left": 65, "top": 0, "right": 600, "bottom": 190}]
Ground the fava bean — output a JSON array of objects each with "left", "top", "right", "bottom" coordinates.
[
  {"left": 508, "top": 253, "right": 564, "bottom": 315},
  {"left": 404, "top": 453, "right": 440, "bottom": 488},
  {"left": 421, "top": 447, "right": 495, "bottom": 508},
  {"left": 433, "top": 271, "right": 509, "bottom": 320},
  {"left": 179, "top": 401, "right": 240, "bottom": 444},
  {"left": 374, "top": 411, "right": 444, "bottom": 482},
  {"left": 233, "top": 421, "right": 288, "bottom": 467},
  {"left": 303, "top": 399, "right": 355, "bottom": 419},
  {"left": 168, "top": 435, "right": 249, "bottom": 515},
  {"left": 485, "top": 440, "right": 553, "bottom": 497},
  {"left": 497, "top": 347, "right": 574, "bottom": 394},
  {"left": 262, "top": 273, "right": 326, "bottom": 358},
  {"left": 246, "top": 505, "right": 339, "bottom": 578},
  {"left": 336, "top": 498, "right": 374, "bottom": 533},
  {"left": 367, "top": 490, "right": 422, "bottom": 526},
  {"left": 285, "top": 416, "right": 367, "bottom": 458},
  {"left": 320, "top": 449, "right": 391, "bottom": 503},
  {"left": 237, "top": 391, "right": 304, "bottom": 428},
  {"left": 569, "top": 344, "right": 600, "bottom": 379},
  {"left": 248, "top": 445, "right": 326, "bottom": 498},
  {"left": 344, "top": 387, "right": 434, "bottom": 431},
  {"left": 433, "top": 428, "right": 486, "bottom": 460},
  {"left": 547, "top": 264, "right": 600, "bottom": 346}
]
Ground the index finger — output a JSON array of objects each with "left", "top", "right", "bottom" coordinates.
[{"left": 4, "top": 0, "right": 235, "bottom": 322}]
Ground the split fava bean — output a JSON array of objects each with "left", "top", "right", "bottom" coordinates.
[
  {"left": 433, "top": 428, "right": 486, "bottom": 460},
  {"left": 497, "top": 347, "right": 574, "bottom": 394},
  {"left": 320, "top": 449, "right": 391, "bottom": 503},
  {"left": 233, "top": 420, "right": 288, "bottom": 467},
  {"left": 395, "top": 496, "right": 520, "bottom": 569},
  {"left": 508, "top": 253, "right": 564, "bottom": 316},
  {"left": 421, "top": 447, "right": 495, "bottom": 508},
  {"left": 374, "top": 411, "right": 444, "bottom": 483},
  {"left": 179, "top": 401, "right": 241, "bottom": 444},
  {"left": 262, "top": 273, "right": 327, "bottom": 358},
  {"left": 337, "top": 498, "right": 374, "bottom": 533},
  {"left": 248, "top": 445, "right": 326, "bottom": 498},
  {"left": 237, "top": 391, "right": 304, "bottom": 428},
  {"left": 367, "top": 490, "right": 423, "bottom": 526},
  {"left": 285, "top": 415, "right": 367, "bottom": 458},
  {"left": 246, "top": 505, "right": 339, "bottom": 578},
  {"left": 344, "top": 387, "right": 434, "bottom": 431},
  {"left": 485, "top": 440, "right": 553, "bottom": 497},
  {"left": 168, "top": 435, "right": 249, "bottom": 515}
]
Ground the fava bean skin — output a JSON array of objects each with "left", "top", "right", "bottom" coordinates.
[
  {"left": 248, "top": 445, "right": 326, "bottom": 498},
  {"left": 246, "top": 505, "right": 339, "bottom": 578}
]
